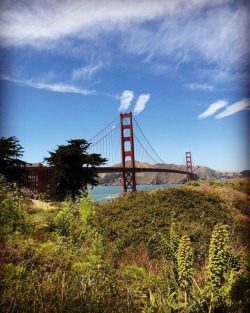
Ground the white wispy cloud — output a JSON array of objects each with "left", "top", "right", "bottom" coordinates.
[
  {"left": 215, "top": 98, "right": 250, "bottom": 119},
  {"left": 0, "top": 75, "right": 96, "bottom": 95},
  {"left": 185, "top": 83, "right": 215, "bottom": 91},
  {"left": 119, "top": 90, "right": 134, "bottom": 111},
  {"left": 121, "top": 2, "right": 249, "bottom": 69},
  {"left": 72, "top": 62, "right": 103, "bottom": 81},
  {"left": 133, "top": 94, "right": 151, "bottom": 115},
  {"left": 0, "top": 0, "right": 248, "bottom": 71},
  {"left": 198, "top": 100, "right": 228, "bottom": 119}
]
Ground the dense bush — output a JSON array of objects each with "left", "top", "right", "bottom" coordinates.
[{"left": 91, "top": 188, "right": 233, "bottom": 264}]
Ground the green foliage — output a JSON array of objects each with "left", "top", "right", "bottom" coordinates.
[
  {"left": 79, "top": 192, "right": 94, "bottom": 224},
  {"left": 38, "top": 192, "right": 51, "bottom": 202},
  {"left": 56, "top": 201, "right": 73, "bottom": 237},
  {"left": 147, "top": 291, "right": 195, "bottom": 313},
  {"left": 185, "top": 180, "right": 201, "bottom": 187},
  {"left": 152, "top": 214, "right": 179, "bottom": 262},
  {"left": 44, "top": 139, "right": 107, "bottom": 201},
  {"left": 186, "top": 178, "right": 250, "bottom": 196},
  {"left": 204, "top": 223, "right": 247, "bottom": 311},
  {"left": 123, "top": 264, "right": 146, "bottom": 279},
  {"left": 153, "top": 215, "right": 180, "bottom": 293},
  {"left": 0, "top": 175, "right": 29, "bottom": 237},
  {"left": 206, "top": 224, "right": 230, "bottom": 294},
  {"left": 169, "top": 214, "right": 179, "bottom": 261},
  {"left": 0, "top": 180, "right": 249, "bottom": 312},
  {"left": 0, "top": 136, "right": 28, "bottom": 184},
  {"left": 92, "top": 188, "right": 232, "bottom": 262},
  {"left": 220, "top": 179, "right": 250, "bottom": 195},
  {"left": 177, "top": 235, "right": 194, "bottom": 291}
]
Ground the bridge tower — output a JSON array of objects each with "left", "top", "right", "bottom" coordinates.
[
  {"left": 120, "top": 112, "right": 136, "bottom": 193},
  {"left": 186, "top": 151, "right": 193, "bottom": 181}
]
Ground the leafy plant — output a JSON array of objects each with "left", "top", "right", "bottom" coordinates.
[
  {"left": 0, "top": 175, "right": 29, "bottom": 237},
  {"left": 177, "top": 235, "right": 194, "bottom": 307},
  {"left": 204, "top": 223, "right": 246, "bottom": 312},
  {"left": 56, "top": 201, "right": 73, "bottom": 237},
  {"left": 79, "top": 192, "right": 94, "bottom": 224}
]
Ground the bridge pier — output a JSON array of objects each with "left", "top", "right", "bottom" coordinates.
[
  {"left": 120, "top": 112, "right": 136, "bottom": 193},
  {"left": 186, "top": 151, "right": 193, "bottom": 182}
]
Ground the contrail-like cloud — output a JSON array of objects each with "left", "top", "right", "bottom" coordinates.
[
  {"left": 215, "top": 98, "right": 250, "bottom": 119},
  {"left": 0, "top": 75, "right": 96, "bottom": 95},
  {"left": 198, "top": 100, "right": 228, "bottom": 119},
  {"left": 185, "top": 83, "right": 215, "bottom": 91},
  {"left": 119, "top": 90, "right": 134, "bottom": 111},
  {"left": 133, "top": 94, "right": 150, "bottom": 115},
  {"left": 72, "top": 62, "right": 104, "bottom": 81}
]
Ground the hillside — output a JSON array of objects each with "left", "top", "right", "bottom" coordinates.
[
  {"left": 1, "top": 176, "right": 250, "bottom": 312},
  {"left": 98, "top": 161, "right": 243, "bottom": 185}
]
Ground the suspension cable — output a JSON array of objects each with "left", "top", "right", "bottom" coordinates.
[
  {"left": 88, "top": 115, "right": 120, "bottom": 143},
  {"left": 88, "top": 123, "right": 120, "bottom": 149},
  {"left": 133, "top": 116, "right": 166, "bottom": 164},
  {"left": 133, "top": 133, "right": 159, "bottom": 164}
]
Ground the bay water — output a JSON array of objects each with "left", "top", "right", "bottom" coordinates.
[{"left": 89, "top": 184, "right": 178, "bottom": 202}]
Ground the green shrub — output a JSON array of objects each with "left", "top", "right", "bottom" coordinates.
[
  {"left": 204, "top": 223, "right": 247, "bottom": 311},
  {"left": 0, "top": 175, "right": 29, "bottom": 237},
  {"left": 177, "top": 235, "right": 194, "bottom": 291},
  {"left": 79, "top": 193, "right": 94, "bottom": 223},
  {"left": 55, "top": 200, "right": 73, "bottom": 237},
  {"left": 91, "top": 188, "right": 232, "bottom": 262}
]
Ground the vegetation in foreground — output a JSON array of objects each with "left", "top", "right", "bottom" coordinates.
[{"left": 0, "top": 175, "right": 250, "bottom": 312}]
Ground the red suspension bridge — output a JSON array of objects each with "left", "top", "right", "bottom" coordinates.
[{"left": 24, "top": 113, "right": 198, "bottom": 194}]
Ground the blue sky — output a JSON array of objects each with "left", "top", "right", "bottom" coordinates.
[{"left": 0, "top": 0, "right": 249, "bottom": 172}]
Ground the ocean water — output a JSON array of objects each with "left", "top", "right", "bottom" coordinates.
[{"left": 89, "top": 184, "right": 178, "bottom": 202}]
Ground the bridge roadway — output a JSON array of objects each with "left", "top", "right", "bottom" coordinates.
[
  {"left": 24, "top": 166, "right": 197, "bottom": 178},
  {"left": 92, "top": 167, "right": 198, "bottom": 180},
  {"left": 23, "top": 166, "right": 198, "bottom": 189},
  {"left": 24, "top": 166, "right": 197, "bottom": 177},
  {"left": 22, "top": 166, "right": 198, "bottom": 194}
]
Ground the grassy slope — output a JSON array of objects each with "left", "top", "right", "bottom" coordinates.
[
  {"left": 92, "top": 179, "right": 250, "bottom": 264},
  {"left": 1, "top": 178, "right": 249, "bottom": 312}
]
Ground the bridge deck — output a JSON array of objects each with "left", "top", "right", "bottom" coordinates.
[
  {"left": 24, "top": 166, "right": 197, "bottom": 177},
  {"left": 24, "top": 166, "right": 195, "bottom": 175},
  {"left": 95, "top": 166, "right": 195, "bottom": 176},
  {"left": 22, "top": 166, "right": 197, "bottom": 194}
]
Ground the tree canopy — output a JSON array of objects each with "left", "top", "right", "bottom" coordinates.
[
  {"left": 44, "top": 139, "right": 107, "bottom": 201},
  {"left": 0, "top": 136, "right": 28, "bottom": 184}
]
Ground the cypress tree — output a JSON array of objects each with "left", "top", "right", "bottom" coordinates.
[{"left": 44, "top": 139, "right": 107, "bottom": 201}]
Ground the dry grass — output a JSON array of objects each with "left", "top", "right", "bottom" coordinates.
[{"left": 31, "top": 199, "right": 57, "bottom": 210}]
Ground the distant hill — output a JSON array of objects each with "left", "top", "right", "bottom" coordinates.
[
  {"left": 98, "top": 161, "right": 243, "bottom": 185},
  {"left": 240, "top": 170, "right": 250, "bottom": 177}
]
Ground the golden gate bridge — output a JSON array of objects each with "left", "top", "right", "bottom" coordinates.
[{"left": 24, "top": 112, "right": 198, "bottom": 194}]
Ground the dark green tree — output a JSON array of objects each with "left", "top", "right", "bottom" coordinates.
[
  {"left": 0, "top": 136, "right": 28, "bottom": 184},
  {"left": 44, "top": 139, "right": 107, "bottom": 201}
]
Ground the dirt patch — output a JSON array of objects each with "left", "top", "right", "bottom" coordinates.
[{"left": 31, "top": 199, "right": 57, "bottom": 210}]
